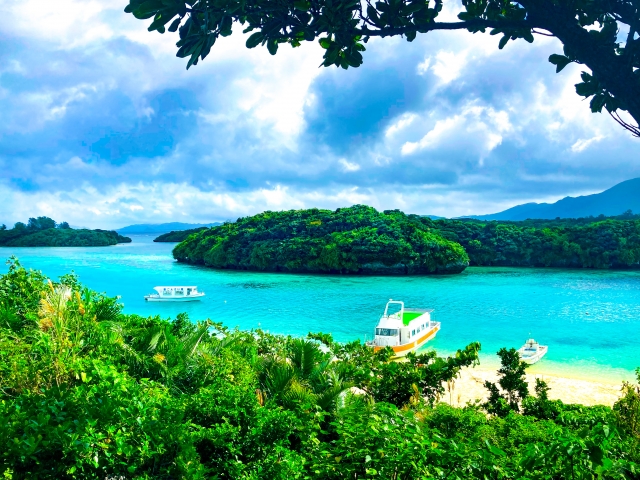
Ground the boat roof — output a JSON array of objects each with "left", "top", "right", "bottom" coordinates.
[
  {"left": 153, "top": 286, "right": 198, "bottom": 289},
  {"left": 377, "top": 309, "right": 433, "bottom": 328}
]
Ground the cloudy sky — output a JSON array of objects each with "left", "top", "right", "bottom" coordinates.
[{"left": 0, "top": 0, "right": 637, "bottom": 228}]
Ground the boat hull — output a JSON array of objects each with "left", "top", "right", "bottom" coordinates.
[
  {"left": 144, "top": 294, "right": 205, "bottom": 302},
  {"left": 373, "top": 324, "right": 440, "bottom": 357},
  {"left": 518, "top": 345, "right": 548, "bottom": 364}
]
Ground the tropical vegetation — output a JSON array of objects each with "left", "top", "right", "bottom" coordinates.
[
  {"left": 154, "top": 226, "right": 209, "bottom": 243},
  {"left": 172, "top": 206, "right": 640, "bottom": 274},
  {"left": 124, "top": 0, "right": 640, "bottom": 137},
  {"left": 173, "top": 205, "right": 469, "bottom": 274},
  {"left": 0, "top": 217, "right": 131, "bottom": 247},
  {"left": 431, "top": 215, "right": 640, "bottom": 269},
  {"left": 0, "top": 259, "right": 639, "bottom": 478}
]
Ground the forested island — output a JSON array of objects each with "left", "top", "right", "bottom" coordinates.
[
  {"left": 154, "top": 226, "right": 208, "bottom": 243},
  {"left": 0, "top": 260, "right": 638, "bottom": 477},
  {"left": 431, "top": 213, "right": 640, "bottom": 269},
  {"left": 173, "top": 205, "right": 469, "bottom": 274},
  {"left": 0, "top": 217, "right": 131, "bottom": 247},
  {"left": 171, "top": 206, "right": 640, "bottom": 274}
]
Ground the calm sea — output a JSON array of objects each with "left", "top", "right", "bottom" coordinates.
[{"left": 3, "top": 235, "right": 639, "bottom": 382}]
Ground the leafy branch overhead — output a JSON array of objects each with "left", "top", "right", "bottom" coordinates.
[{"left": 124, "top": 0, "right": 640, "bottom": 136}]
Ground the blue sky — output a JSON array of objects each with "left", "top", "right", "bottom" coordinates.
[{"left": 0, "top": 0, "right": 638, "bottom": 228}]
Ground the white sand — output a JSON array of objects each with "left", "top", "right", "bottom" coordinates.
[{"left": 439, "top": 366, "right": 626, "bottom": 407}]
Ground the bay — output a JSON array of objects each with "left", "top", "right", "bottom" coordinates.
[{"left": 3, "top": 235, "right": 639, "bottom": 382}]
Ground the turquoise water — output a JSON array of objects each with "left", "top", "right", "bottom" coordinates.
[{"left": 3, "top": 236, "right": 639, "bottom": 382}]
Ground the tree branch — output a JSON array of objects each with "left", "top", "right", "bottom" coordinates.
[
  {"left": 609, "top": 110, "right": 640, "bottom": 136},
  {"left": 358, "top": 19, "right": 534, "bottom": 38}
]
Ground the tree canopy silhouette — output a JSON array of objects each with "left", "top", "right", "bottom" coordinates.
[{"left": 124, "top": 0, "right": 640, "bottom": 137}]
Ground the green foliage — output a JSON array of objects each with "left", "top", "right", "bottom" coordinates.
[
  {"left": 433, "top": 216, "right": 640, "bottom": 269},
  {"left": 614, "top": 368, "right": 640, "bottom": 439},
  {"left": 173, "top": 205, "right": 469, "bottom": 274},
  {"left": 484, "top": 347, "right": 529, "bottom": 417},
  {"left": 154, "top": 226, "right": 209, "bottom": 243},
  {"left": 124, "top": 0, "right": 640, "bottom": 135},
  {"left": 1, "top": 261, "right": 639, "bottom": 478},
  {"left": 0, "top": 218, "right": 131, "bottom": 247}
]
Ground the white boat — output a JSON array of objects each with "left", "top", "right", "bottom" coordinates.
[
  {"left": 517, "top": 338, "right": 548, "bottom": 364},
  {"left": 366, "top": 299, "right": 440, "bottom": 357},
  {"left": 144, "top": 286, "right": 205, "bottom": 302}
]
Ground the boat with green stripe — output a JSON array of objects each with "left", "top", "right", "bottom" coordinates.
[{"left": 366, "top": 299, "right": 440, "bottom": 357}]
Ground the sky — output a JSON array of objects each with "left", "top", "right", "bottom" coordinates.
[{"left": 0, "top": 0, "right": 638, "bottom": 229}]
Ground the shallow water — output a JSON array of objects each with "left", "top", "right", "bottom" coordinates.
[{"left": 3, "top": 235, "right": 639, "bottom": 382}]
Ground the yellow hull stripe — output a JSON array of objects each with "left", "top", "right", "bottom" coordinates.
[{"left": 373, "top": 325, "right": 440, "bottom": 356}]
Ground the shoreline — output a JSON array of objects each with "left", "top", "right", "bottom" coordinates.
[{"left": 442, "top": 365, "right": 630, "bottom": 407}]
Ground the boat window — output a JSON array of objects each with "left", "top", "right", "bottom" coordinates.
[
  {"left": 375, "top": 328, "right": 398, "bottom": 336},
  {"left": 411, "top": 329, "right": 415, "bottom": 336}
]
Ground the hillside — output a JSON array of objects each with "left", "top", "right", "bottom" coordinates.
[
  {"left": 117, "top": 222, "right": 220, "bottom": 235},
  {"left": 154, "top": 226, "right": 210, "bottom": 242},
  {"left": 0, "top": 217, "right": 131, "bottom": 247},
  {"left": 173, "top": 205, "right": 469, "bottom": 274},
  {"left": 432, "top": 217, "right": 640, "bottom": 269},
  {"left": 473, "top": 178, "right": 640, "bottom": 220}
]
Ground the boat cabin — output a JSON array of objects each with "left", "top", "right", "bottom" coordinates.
[
  {"left": 153, "top": 286, "right": 199, "bottom": 297},
  {"left": 373, "top": 300, "right": 435, "bottom": 347}
]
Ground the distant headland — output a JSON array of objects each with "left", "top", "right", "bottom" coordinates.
[
  {"left": 0, "top": 217, "right": 131, "bottom": 247},
  {"left": 116, "top": 222, "right": 221, "bottom": 235}
]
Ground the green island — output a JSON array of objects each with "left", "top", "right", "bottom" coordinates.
[
  {"left": 0, "top": 217, "right": 131, "bottom": 247},
  {"left": 173, "top": 205, "right": 468, "bottom": 274},
  {"left": 171, "top": 206, "right": 640, "bottom": 274},
  {"left": 0, "top": 259, "right": 638, "bottom": 478},
  {"left": 154, "top": 226, "right": 209, "bottom": 243},
  {"left": 434, "top": 212, "right": 640, "bottom": 269}
]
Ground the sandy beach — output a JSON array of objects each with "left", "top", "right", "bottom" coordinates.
[{"left": 440, "top": 366, "right": 627, "bottom": 407}]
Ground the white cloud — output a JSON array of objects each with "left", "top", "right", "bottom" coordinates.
[
  {"left": 339, "top": 159, "right": 361, "bottom": 172},
  {"left": 400, "top": 105, "right": 512, "bottom": 157},
  {"left": 1, "top": 0, "right": 640, "bottom": 227},
  {"left": 571, "top": 135, "right": 606, "bottom": 153},
  {"left": 385, "top": 113, "right": 417, "bottom": 137},
  {"left": 416, "top": 57, "right": 431, "bottom": 75},
  {"left": 431, "top": 50, "right": 468, "bottom": 84}
]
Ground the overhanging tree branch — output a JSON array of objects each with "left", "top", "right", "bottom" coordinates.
[
  {"left": 124, "top": 0, "right": 640, "bottom": 138},
  {"left": 358, "top": 19, "right": 534, "bottom": 37}
]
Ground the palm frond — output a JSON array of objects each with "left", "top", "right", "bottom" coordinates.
[
  {"left": 282, "top": 379, "right": 317, "bottom": 409},
  {"left": 290, "top": 338, "right": 322, "bottom": 379},
  {"left": 316, "top": 382, "right": 352, "bottom": 412},
  {"left": 146, "top": 325, "right": 167, "bottom": 352},
  {"left": 261, "top": 360, "right": 295, "bottom": 398}
]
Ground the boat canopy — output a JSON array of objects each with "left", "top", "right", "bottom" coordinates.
[
  {"left": 378, "top": 299, "right": 433, "bottom": 329},
  {"left": 153, "top": 286, "right": 199, "bottom": 295}
]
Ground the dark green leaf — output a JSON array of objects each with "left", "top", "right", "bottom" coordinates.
[
  {"left": 246, "top": 32, "right": 264, "bottom": 48},
  {"left": 549, "top": 54, "right": 571, "bottom": 73}
]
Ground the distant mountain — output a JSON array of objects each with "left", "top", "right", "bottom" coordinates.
[
  {"left": 117, "top": 222, "right": 221, "bottom": 235},
  {"left": 471, "top": 178, "right": 640, "bottom": 221}
]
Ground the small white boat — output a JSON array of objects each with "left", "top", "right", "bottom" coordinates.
[
  {"left": 517, "top": 338, "right": 548, "bottom": 364},
  {"left": 366, "top": 299, "right": 440, "bottom": 357},
  {"left": 144, "top": 286, "right": 205, "bottom": 302}
]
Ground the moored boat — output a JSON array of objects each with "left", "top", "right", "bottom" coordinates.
[
  {"left": 144, "top": 286, "right": 205, "bottom": 302},
  {"left": 366, "top": 299, "right": 440, "bottom": 357},
  {"left": 517, "top": 338, "right": 548, "bottom": 364}
]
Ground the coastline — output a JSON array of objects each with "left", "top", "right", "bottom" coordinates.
[{"left": 442, "top": 365, "right": 629, "bottom": 407}]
